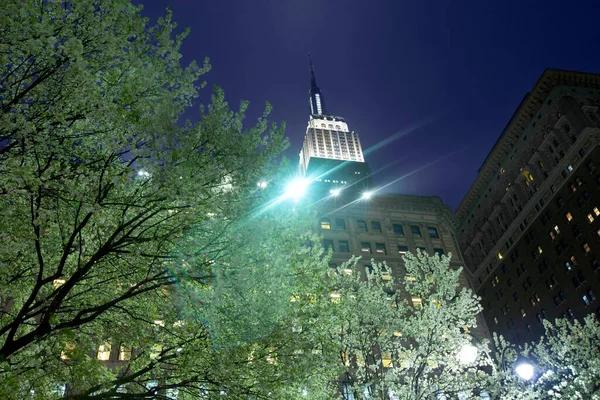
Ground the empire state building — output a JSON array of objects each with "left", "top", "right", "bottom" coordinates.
[{"left": 298, "top": 59, "right": 371, "bottom": 195}]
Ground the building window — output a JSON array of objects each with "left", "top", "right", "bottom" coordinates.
[
  {"left": 320, "top": 218, "right": 331, "bottom": 230},
  {"left": 360, "top": 242, "right": 371, "bottom": 253},
  {"left": 411, "top": 297, "right": 422, "bottom": 308},
  {"left": 416, "top": 246, "right": 427, "bottom": 253},
  {"left": 97, "top": 343, "right": 112, "bottom": 361},
  {"left": 565, "top": 212, "right": 573, "bottom": 222},
  {"left": 119, "top": 346, "right": 132, "bottom": 361},
  {"left": 594, "top": 207, "right": 600, "bottom": 216},
  {"left": 371, "top": 221, "right": 382, "bottom": 233},
  {"left": 397, "top": 245, "right": 409, "bottom": 255},
  {"left": 357, "top": 220, "right": 368, "bottom": 232},
  {"left": 338, "top": 240, "right": 350, "bottom": 253},
  {"left": 334, "top": 218, "right": 346, "bottom": 230},
  {"left": 410, "top": 225, "right": 422, "bottom": 237},
  {"left": 382, "top": 352, "right": 393, "bottom": 368},
  {"left": 375, "top": 243, "right": 387, "bottom": 255},
  {"left": 546, "top": 275, "right": 557, "bottom": 290},
  {"left": 587, "top": 213, "right": 595, "bottom": 223},
  {"left": 583, "top": 243, "right": 592, "bottom": 253},
  {"left": 582, "top": 290, "right": 596, "bottom": 306},
  {"left": 392, "top": 224, "right": 405, "bottom": 236},
  {"left": 427, "top": 227, "right": 440, "bottom": 239},
  {"left": 322, "top": 239, "right": 334, "bottom": 251},
  {"left": 433, "top": 248, "right": 444, "bottom": 256}
]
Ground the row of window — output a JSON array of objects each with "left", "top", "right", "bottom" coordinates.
[
  {"left": 319, "top": 218, "right": 440, "bottom": 239},
  {"left": 322, "top": 239, "right": 444, "bottom": 256}
]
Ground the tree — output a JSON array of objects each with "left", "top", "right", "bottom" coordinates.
[
  {"left": 484, "top": 315, "right": 600, "bottom": 400},
  {"left": 0, "top": 1, "right": 333, "bottom": 398},
  {"left": 330, "top": 251, "right": 489, "bottom": 400}
]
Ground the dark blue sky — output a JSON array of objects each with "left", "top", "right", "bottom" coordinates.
[{"left": 139, "top": 0, "right": 600, "bottom": 209}]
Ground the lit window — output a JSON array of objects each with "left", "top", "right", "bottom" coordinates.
[
  {"left": 375, "top": 243, "right": 387, "bottom": 255},
  {"left": 334, "top": 218, "right": 346, "bottom": 230},
  {"left": 119, "top": 346, "right": 131, "bottom": 361},
  {"left": 61, "top": 342, "right": 76, "bottom": 360},
  {"left": 382, "top": 352, "right": 393, "bottom": 368},
  {"left": 329, "top": 292, "right": 341, "bottom": 303},
  {"left": 564, "top": 261, "right": 573, "bottom": 271},
  {"left": 320, "top": 218, "right": 331, "bottom": 230},
  {"left": 583, "top": 243, "right": 591, "bottom": 253},
  {"left": 497, "top": 252, "right": 503, "bottom": 260},
  {"left": 405, "top": 275, "right": 416, "bottom": 282},
  {"left": 538, "top": 246, "right": 543, "bottom": 254},
  {"left": 360, "top": 242, "right": 371, "bottom": 253},
  {"left": 411, "top": 297, "right": 422, "bottom": 308},
  {"left": 521, "top": 168, "right": 535, "bottom": 183},
  {"left": 97, "top": 343, "right": 112, "bottom": 361},
  {"left": 553, "top": 225, "right": 560, "bottom": 234},
  {"left": 566, "top": 212, "right": 573, "bottom": 222},
  {"left": 53, "top": 278, "right": 66, "bottom": 289},
  {"left": 587, "top": 213, "right": 595, "bottom": 223},
  {"left": 341, "top": 268, "right": 353, "bottom": 275},
  {"left": 381, "top": 271, "right": 392, "bottom": 281},
  {"left": 427, "top": 227, "right": 440, "bottom": 239},
  {"left": 594, "top": 207, "right": 600, "bottom": 217},
  {"left": 397, "top": 245, "right": 409, "bottom": 255}
]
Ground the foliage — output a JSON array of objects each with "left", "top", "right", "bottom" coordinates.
[
  {"left": 0, "top": 0, "right": 333, "bottom": 398},
  {"left": 330, "top": 251, "right": 489, "bottom": 400},
  {"left": 485, "top": 316, "right": 600, "bottom": 400}
]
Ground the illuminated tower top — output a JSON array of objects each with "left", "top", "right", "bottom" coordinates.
[
  {"left": 309, "top": 55, "right": 326, "bottom": 116},
  {"left": 299, "top": 58, "right": 369, "bottom": 191}
]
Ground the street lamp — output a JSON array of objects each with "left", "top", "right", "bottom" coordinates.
[
  {"left": 361, "top": 191, "right": 373, "bottom": 200},
  {"left": 284, "top": 177, "right": 310, "bottom": 202},
  {"left": 515, "top": 361, "right": 535, "bottom": 381},
  {"left": 457, "top": 343, "right": 478, "bottom": 365}
]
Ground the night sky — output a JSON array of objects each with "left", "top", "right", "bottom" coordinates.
[{"left": 138, "top": 0, "right": 600, "bottom": 210}]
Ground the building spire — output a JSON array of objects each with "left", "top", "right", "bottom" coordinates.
[{"left": 308, "top": 54, "right": 326, "bottom": 116}]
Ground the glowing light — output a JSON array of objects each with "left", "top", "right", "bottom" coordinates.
[
  {"left": 329, "top": 187, "right": 342, "bottom": 197},
  {"left": 361, "top": 191, "right": 373, "bottom": 200},
  {"left": 284, "top": 178, "right": 310, "bottom": 202},
  {"left": 515, "top": 362, "right": 535, "bottom": 381},
  {"left": 137, "top": 169, "right": 151, "bottom": 179},
  {"left": 257, "top": 180, "right": 268, "bottom": 189},
  {"left": 457, "top": 344, "right": 478, "bottom": 365}
]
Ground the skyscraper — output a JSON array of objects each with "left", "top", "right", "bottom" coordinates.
[
  {"left": 298, "top": 58, "right": 489, "bottom": 345},
  {"left": 456, "top": 69, "right": 600, "bottom": 344},
  {"left": 299, "top": 59, "right": 370, "bottom": 196}
]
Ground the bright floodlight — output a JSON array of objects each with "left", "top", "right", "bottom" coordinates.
[
  {"left": 329, "top": 187, "right": 342, "bottom": 197},
  {"left": 515, "top": 362, "right": 535, "bottom": 381},
  {"left": 137, "top": 169, "right": 151, "bottom": 179},
  {"left": 457, "top": 343, "right": 478, "bottom": 365},
  {"left": 361, "top": 191, "right": 373, "bottom": 200},
  {"left": 257, "top": 180, "right": 268, "bottom": 189},
  {"left": 284, "top": 178, "right": 309, "bottom": 202}
]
